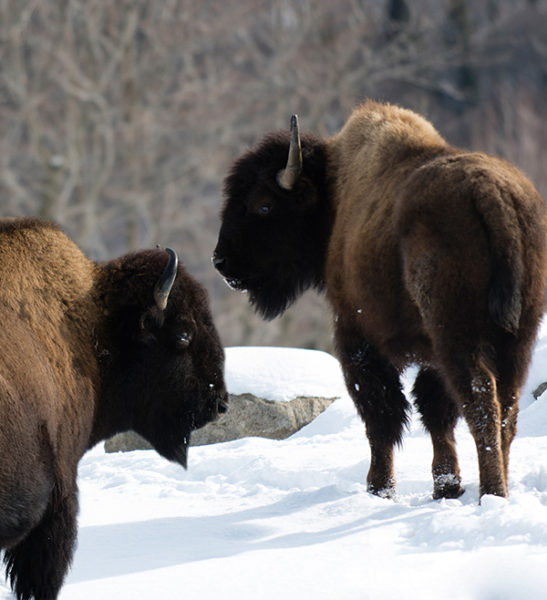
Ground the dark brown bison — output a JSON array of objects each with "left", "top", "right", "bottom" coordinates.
[
  {"left": 0, "top": 217, "right": 227, "bottom": 600},
  {"left": 213, "top": 101, "right": 547, "bottom": 502}
]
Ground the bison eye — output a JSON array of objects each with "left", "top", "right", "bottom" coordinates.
[
  {"left": 175, "top": 331, "right": 193, "bottom": 349},
  {"left": 258, "top": 204, "right": 272, "bottom": 215}
]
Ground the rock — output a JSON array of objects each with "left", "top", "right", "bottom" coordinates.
[
  {"left": 104, "top": 392, "right": 337, "bottom": 453},
  {"left": 105, "top": 430, "right": 153, "bottom": 452},
  {"left": 533, "top": 382, "right": 547, "bottom": 399},
  {"left": 192, "top": 393, "right": 337, "bottom": 445}
]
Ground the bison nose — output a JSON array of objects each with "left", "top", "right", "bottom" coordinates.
[{"left": 212, "top": 255, "right": 225, "bottom": 270}]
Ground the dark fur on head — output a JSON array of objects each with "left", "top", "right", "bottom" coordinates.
[
  {"left": 94, "top": 248, "right": 227, "bottom": 458},
  {"left": 216, "top": 130, "right": 331, "bottom": 320}
]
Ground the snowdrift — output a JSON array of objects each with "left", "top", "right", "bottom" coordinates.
[{"left": 3, "top": 332, "right": 547, "bottom": 599}]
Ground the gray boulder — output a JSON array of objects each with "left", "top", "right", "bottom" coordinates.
[
  {"left": 105, "top": 392, "right": 337, "bottom": 453},
  {"left": 533, "top": 382, "right": 547, "bottom": 399}
]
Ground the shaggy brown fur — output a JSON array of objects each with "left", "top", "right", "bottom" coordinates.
[
  {"left": 0, "top": 217, "right": 227, "bottom": 600},
  {"left": 214, "top": 100, "right": 547, "bottom": 502}
]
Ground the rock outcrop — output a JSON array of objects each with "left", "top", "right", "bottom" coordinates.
[{"left": 105, "top": 392, "right": 336, "bottom": 453}]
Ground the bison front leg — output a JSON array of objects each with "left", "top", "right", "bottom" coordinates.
[
  {"left": 4, "top": 482, "right": 78, "bottom": 600},
  {"left": 336, "top": 332, "right": 410, "bottom": 498}
]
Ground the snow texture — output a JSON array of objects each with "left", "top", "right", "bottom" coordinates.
[{"left": 4, "top": 326, "right": 547, "bottom": 599}]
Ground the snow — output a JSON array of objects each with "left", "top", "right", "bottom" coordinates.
[{"left": 4, "top": 335, "right": 547, "bottom": 599}]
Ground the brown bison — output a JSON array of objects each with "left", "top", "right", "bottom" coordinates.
[
  {"left": 213, "top": 101, "right": 547, "bottom": 502},
  {"left": 0, "top": 217, "right": 227, "bottom": 600}
]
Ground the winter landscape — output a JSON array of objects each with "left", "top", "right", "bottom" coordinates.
[{"left": 3, "top": 330, "right": 547, "bottom": 599}]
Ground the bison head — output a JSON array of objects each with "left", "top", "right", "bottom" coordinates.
[
  {"left": 98, "top": 248, "right": 228, "bottom": 468},
  {"left": 213, "top": 115, "right": 331, "bottom": 320}
]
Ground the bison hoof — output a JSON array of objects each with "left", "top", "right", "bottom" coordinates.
[
  {"left": 433, "top": 473, "right": 464, "bottom": 499},
  {"left": 367, "top": 478, "right": 396, "bottom": 500}
]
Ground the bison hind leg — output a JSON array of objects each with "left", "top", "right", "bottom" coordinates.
[
  {"left": 4, "top": 484, "right": 78, "bottom": 600},
  {"left": 412, "top": 368, "right": 464, "bottom": 499},
  {"left": 441, "top": 357, "right": 507, "bottom": 499}
]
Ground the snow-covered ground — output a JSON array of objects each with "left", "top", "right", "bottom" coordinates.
[{"left": 4, "top": 326, "right": 547, "bottom": 599}]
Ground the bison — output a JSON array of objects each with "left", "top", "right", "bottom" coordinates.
[
  {"left": 213, "top": 100, "right": 547, "bottom": 502},
  {"left": 0, "top": 217, "right": 228, "bottom": 600}
]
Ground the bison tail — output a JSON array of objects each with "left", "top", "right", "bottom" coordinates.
[
  {"left": 476, "top": 189, "right": 524, "bottom": 336},
  {"left": 488, "top": 251, "right": 523, "bottom": 335}
]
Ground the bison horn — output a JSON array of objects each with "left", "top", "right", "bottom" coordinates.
[
  {"left": 154, "top": 247, "right": 178, "bottom": 311},
  {"left": 276, "top": 114, "right": 302, "bottom": 190}
]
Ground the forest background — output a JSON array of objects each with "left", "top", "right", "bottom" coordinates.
[{"left": 2, "top": 0, "right": 546, "bottom": 351}]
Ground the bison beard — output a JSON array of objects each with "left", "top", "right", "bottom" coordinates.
[
  {"left": 214, "top": 101, "right": 547, "bottom": 502},
  {"left": 248, "top": 273, "right": 318, "bottom": 322}
]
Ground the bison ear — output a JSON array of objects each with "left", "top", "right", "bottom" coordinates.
[
  {"left": 154, "top": 248, "right": 178, "bottom": 311},
  {"left": 276, "top": 114, "right": 302, "bottom": 191}
]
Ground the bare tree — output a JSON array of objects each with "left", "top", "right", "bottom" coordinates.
[{"left": 1, "top": 0, "right": 546, "bottom": 349}]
